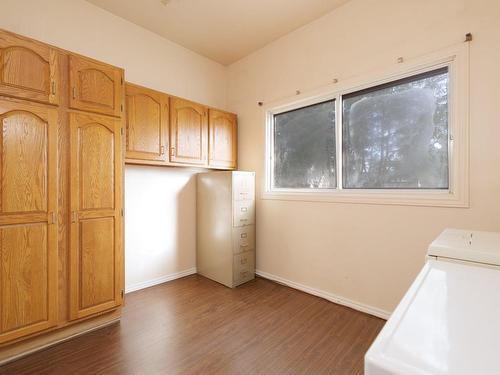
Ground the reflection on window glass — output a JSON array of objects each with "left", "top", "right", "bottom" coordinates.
[
  {"left": 273, "top": 100, "right": 336, "bottom": 189},
  {"left": 342, "top": 67, "right": 449, "bottom": 189}
]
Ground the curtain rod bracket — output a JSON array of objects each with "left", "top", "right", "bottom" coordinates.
[{"left": 465, "top": 33, "right": 472, "bottom": 42}]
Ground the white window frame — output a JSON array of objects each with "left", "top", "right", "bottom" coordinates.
[{"left": 263, "top": 44, "right": 469, "bottom": 207}]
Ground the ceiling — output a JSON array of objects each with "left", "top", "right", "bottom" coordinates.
[{"left": 86, "top": 0, "right": 350, "bottom": 65}]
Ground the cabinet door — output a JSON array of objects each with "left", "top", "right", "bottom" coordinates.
[
  {"left": 0, "top": 31, "right": 59, "bottom": 105},
  {"left": 170, "top": 97, "right": 208, "bottom": 165},
  {"left": 69, "top": 55, "right": 123, "bottom": 117},
  {"left": 0, "top": 100, "right": 58, "bottom": 344},
  {"left": 209, "top": 109, "right": 237, "bottom": 169},
  {"left": 125, "top": 83, "right": 169, "bottom": 162},
  {"left": 69, "top": 113, "right": 123, "bottom": 320}
]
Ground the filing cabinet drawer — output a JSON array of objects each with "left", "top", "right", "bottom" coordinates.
[
  {"left": 233, "top": 172, "right": 255, "bottom": 201},
  {"left": 233, "top": 200, "right": 255, "bottom": 227},
  {"left": 233, "top": 251, "right": 255, "bottom": 284},
  {"left": 233, "top": 225, "right": 255, "bottom": 254}
]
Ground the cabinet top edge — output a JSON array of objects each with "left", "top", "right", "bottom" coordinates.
[{"left": 0, "top": 28, "right": 125, "bottom": 72}]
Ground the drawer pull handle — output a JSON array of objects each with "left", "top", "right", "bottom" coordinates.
[
  {"left": 240, "top": 233, "right": 247, "bottom": 238},
  {"left": 240, "top": 218, "right": 248, "bottom": 222},
  {"left": 241, "top": 207, "right": 248, "bottom": 212}
]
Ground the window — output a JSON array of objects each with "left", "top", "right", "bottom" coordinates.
[
  {"left": 342, "top": 68, "right": 449, "bottom": 189},
  {"left": 265, "top": 46, "right": 469, "bottom": 206},
  {"left": 273, "top": 100, "right": 336, "bottom": 189}
]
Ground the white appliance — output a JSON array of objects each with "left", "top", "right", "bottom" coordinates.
[{"left": 365, "top": 228, "right": 500, "bottom": 375}]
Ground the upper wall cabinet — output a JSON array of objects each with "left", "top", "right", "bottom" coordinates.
[
  {"left": 0, "top": 32, "right": 59, "bottom": 105},
  {"left": 69, "top": 55, "right": 123, "bottom": 117},
  {"left": 170, "top": 97, "right": 208, "bottom": 165},
  {"left": 209, "top": 109, "right": 237, "bottom": 169},
  {"left": 125, "top": 83, "right": 169, "bottom": 162}
]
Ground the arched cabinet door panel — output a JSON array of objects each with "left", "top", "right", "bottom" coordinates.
[
  {"left": 69, "top": 112, "right": 123, "bottom": 320},
  {"left": 125, "top": 83, "right": 169, "bottom": 162},
  {"left": 0, "top": 100, "right": 58, "bottom": 344},
  {"left": 208, "top": 109, "right": 237, "bottom": 169},
  {"left": 69, "top": 55, "right": 123, "bottom": 117},
  {"left": 170, "top": 97, "right": 208, "bottom": 165},
  {"left": 0, "top": 32, "right": 59, "bottom": 105}
]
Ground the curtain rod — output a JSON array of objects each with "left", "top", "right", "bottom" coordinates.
[{"left": 257, "top": 33, "right": 472, "bottom": 107}]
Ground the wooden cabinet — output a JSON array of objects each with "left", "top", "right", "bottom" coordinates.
[
  {"left": 124, "top": 88, "right": 237, "bottom": 170},
  {"left": 0, "top": 29, "right": 125, "bottom": 362},
  {"left": 69, "top": 113, "right": 123, "bottom": 320},
  {"left": 209, "top": 109, "right": 237, "bottom": 169},
  {"left": 0, "top": 31, "right": 59, "bottom": 105},
  {"left": 125, "top": 83, "right": 169, "bottom": 162},
  {"left": 69, "top": 55, "right": 123, "bottom": 117},
  {"left": 0, "top": 99, "right": 58, "bottom": 344},
  {"left": 170, "top": 97, "right": 208, "bottom": 165}
]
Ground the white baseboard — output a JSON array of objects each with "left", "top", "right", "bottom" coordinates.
[
  {"left": 125, "top": 267, "right": 197, "bottom": 294},
  {"left": 256, "top": 269, "right": 391, "bottom": 320}
]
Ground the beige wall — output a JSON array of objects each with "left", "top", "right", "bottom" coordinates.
[
  {"left": 227, "top": 0, "right": 500, "bottom": 314},
  {"left": 0, "top": 0, "right": 227, "bottom": 291}
]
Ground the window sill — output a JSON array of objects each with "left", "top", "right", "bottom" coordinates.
[{"left": 261, "top": 189, "right": 469, "bottom": 208}]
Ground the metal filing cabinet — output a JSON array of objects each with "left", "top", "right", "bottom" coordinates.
[{"left": 197, "top": 171, "right": 255, "bottom": 287}]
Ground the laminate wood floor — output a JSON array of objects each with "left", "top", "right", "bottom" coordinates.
[{"left": 0, "top": 275, "right": 385, "bottom": 375}]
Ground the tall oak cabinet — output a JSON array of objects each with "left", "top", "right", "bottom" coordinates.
[{"left": 0, "top": 29, "right": 124, "bottom": 363}]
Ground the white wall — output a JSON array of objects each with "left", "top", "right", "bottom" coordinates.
[
  {"left": 227, "top": 0, "right": 500, "bottom": 315},
  {"left": 0, "top": 0, "right": 227, "bottom": 291},
  {"left": 124, "top": 166, "right": 199, "bottom": 292}
]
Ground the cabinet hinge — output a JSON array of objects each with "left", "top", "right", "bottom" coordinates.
[
  {"left": 121, "top": 76, "right": 123, "bottom": 85},
  {"left": 121, "top": 290, "right": 124, "bottom": 298},
  {"left": 121, "top": 209, "right": 124, "bottom": 217},
  {"left": 120, "top": 104, "right": 124, "bottom": 112},
  {"left": 121, "top": 128, "right": 124, "bottom": 136}
]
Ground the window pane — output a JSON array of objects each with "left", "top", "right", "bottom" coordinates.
[
  {"left": 342, "top": 67, "right": 449, "bottom": 189},
  {"left": 273, "top": 100, "right": 336, "bottom": 189}
]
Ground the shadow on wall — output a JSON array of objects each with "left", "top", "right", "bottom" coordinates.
[
  {"left": 124, "top": 165, "right": 199, "bottom": 291},
  {"left": 175, "top": 171, "right": 197, "bottom": 271}
]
